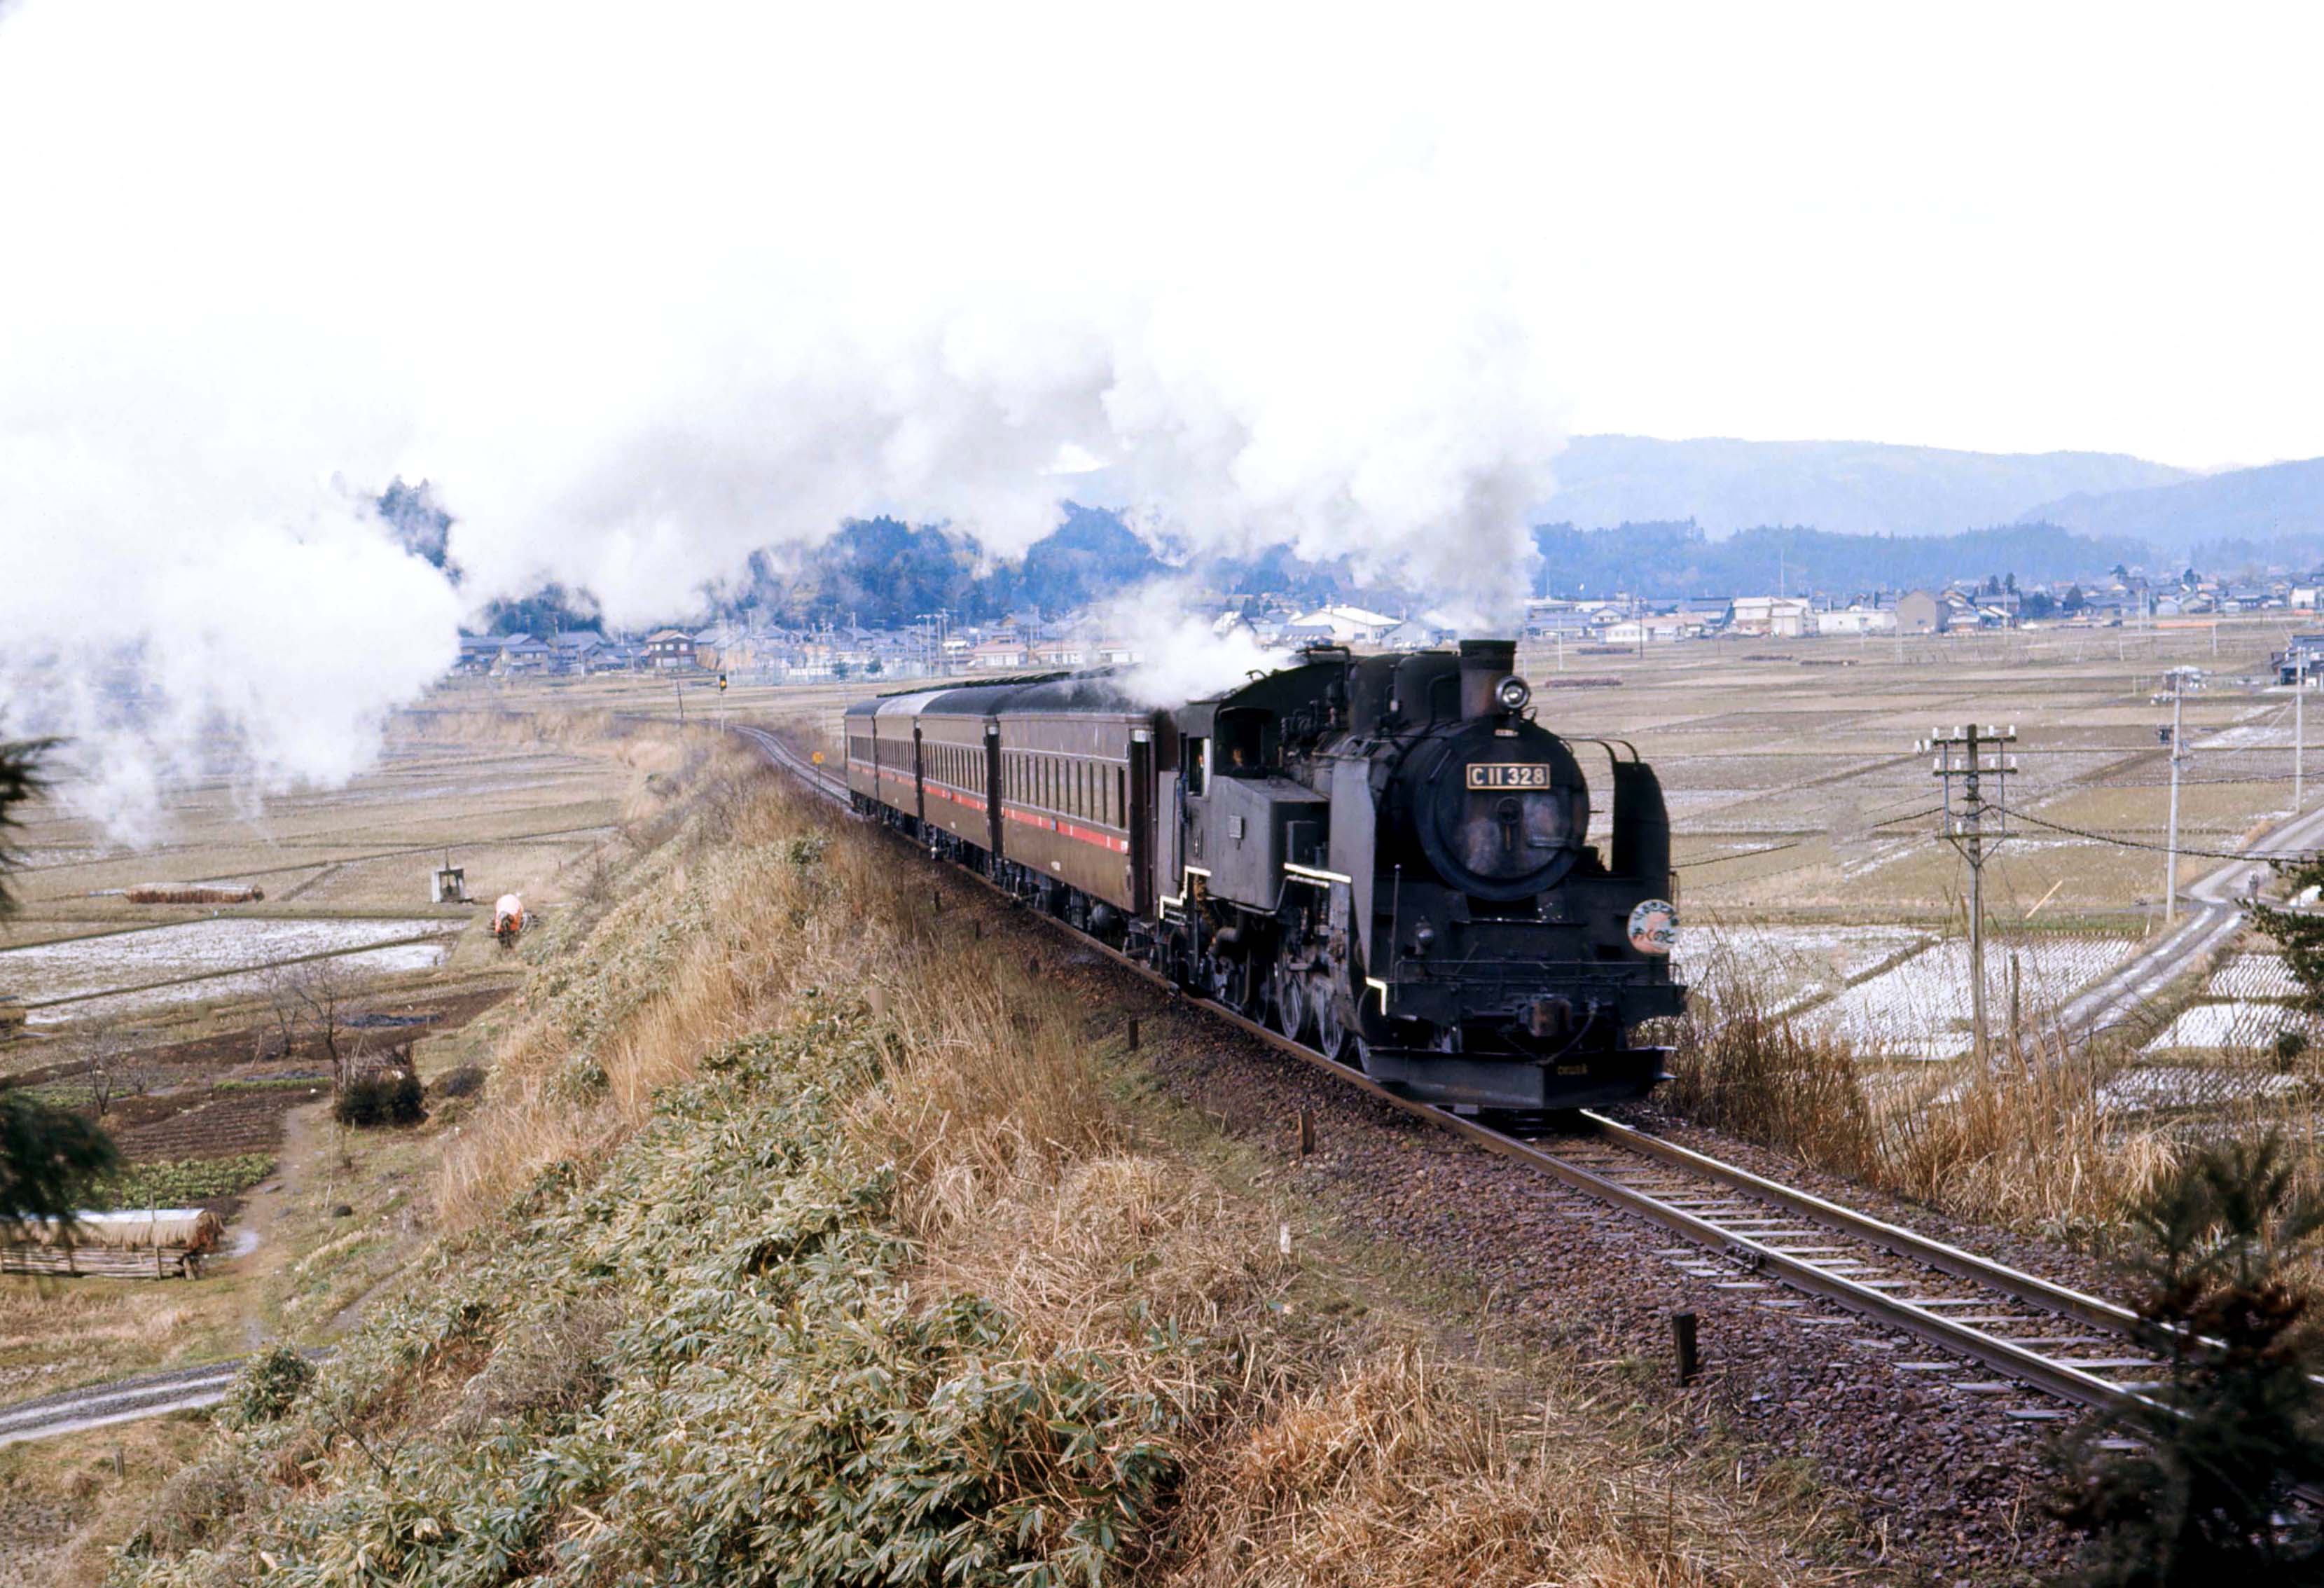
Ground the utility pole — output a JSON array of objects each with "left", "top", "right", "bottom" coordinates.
[
  {"left": 2153, "top": 668, "right": 2201, "bottom": 924},
  {"left": 2298, "top": 644, "right": 2308, "bottom": 813},
  {"left": 1925, "top": 722, "right": 2017, "bottom": 1065},
  {"left": 675, "top": 675, "right": 685, "bottom": 727}
]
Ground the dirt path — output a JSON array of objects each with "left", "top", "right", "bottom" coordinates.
[
  {"left": 228, "top": 1095, "right": 333, "bottom": 1348},
  {"left": 0, "top": 1095, "right": 337, "bottom": 1444},
  {"left": 2063, "top": 794, "right": 2324, "bottom": 1035}
]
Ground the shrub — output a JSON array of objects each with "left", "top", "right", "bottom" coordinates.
[
  {"left": 333, "top": 1068, "right": 424, "bottom": 1128},
  {"left": 123, "top": 1449, "right": 255, "bottom": 1557},
  {"left": 224, "top": 1345, "right": 314, "bottom": 1428},
  {"left": 431, "top": 1062, "right": 486, "bottom": 1100},
  {"left": 2274, "top": 1028, "right": 2309, "bottom": 1070}
]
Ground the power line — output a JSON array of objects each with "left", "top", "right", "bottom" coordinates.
[
  {"left": 1675, "top": 839, "right": 1806, "bottom": 870},
  {"left": 1997, "top": 803, "right": 2319, "bottom": 864},
  {"left": 1672, "top": 804, "right": 1944, "bottom": 870}
]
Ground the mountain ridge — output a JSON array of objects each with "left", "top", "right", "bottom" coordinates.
[{"left": 1541, "top": 434, "right": 2191, "bottom": 538}]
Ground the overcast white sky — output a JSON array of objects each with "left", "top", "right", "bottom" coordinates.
[
  {"left": 5, "top": 2, "right": 2317, "bottom": 474},
  {"left": 3, "top": 1, "right": 2322, "bottom": 831}
]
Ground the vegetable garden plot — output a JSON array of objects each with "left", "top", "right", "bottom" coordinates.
[{"left": 1801, "top": 935, "right": 2137, "bottom": 1060}]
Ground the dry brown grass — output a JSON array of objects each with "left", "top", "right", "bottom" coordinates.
[
  {"left": 1167, "top": 1348, "right": 1819, "bottom": 1588},
  {"left": 1668, "top": 950, "right": 2185, "bottom": 1239},
  {"left": 0, "top": 1283, "right": 191, "bottom": 1359},
  {"left": 416, "top": 740, "right": 1845, "bottom": 1583}
]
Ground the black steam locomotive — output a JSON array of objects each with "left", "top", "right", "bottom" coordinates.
[{"left": 843, "top": 639, "right": 1683, "bottom": 1110}]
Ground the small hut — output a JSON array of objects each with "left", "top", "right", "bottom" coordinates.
[{"left": 0, "top": 1208, "right": 227, "bottom": 1278}]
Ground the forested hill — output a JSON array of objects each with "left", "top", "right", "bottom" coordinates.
[
  {"left": 735, "top": 504, "right": 1167, "bottom": 627},
  {"left": 1530, "top": 521, "right": 2152, "bottom": 599},
  {"left": 2019, "top": 455, "right": 2324, "bottom": 558},
  {"left": 1541, "top": 435, "right": 2188, "bottom": 538}
]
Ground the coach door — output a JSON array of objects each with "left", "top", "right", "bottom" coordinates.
[
  {"left": 1128, "top": 727, "right": 1155, "bottom": 916},
  {"left": 983, "top": 722, "right": 1004, "bottom": 856},
  {"left": 911, "top": 726, "right": 926, "bottom": 828}
]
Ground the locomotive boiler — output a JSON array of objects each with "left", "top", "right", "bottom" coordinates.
[{"left": 844, "top": 640, "right": 1683, "bottom": 1112}]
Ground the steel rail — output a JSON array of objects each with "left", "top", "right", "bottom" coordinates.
[
  {"left": 738, "top": 718, "right": 2171, "bottom": 1418},
  {"left": 1576, "top": 1110, "right": 2145, "bottom": 1340}
]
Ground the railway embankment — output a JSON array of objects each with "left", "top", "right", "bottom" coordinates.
[{"left": 96, "top": 746, "right": 1843, "bottom": 1587}]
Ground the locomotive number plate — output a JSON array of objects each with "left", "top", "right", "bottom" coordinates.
[{"left": 1466, "top": 763, "right": 1551, "bottom": 789}]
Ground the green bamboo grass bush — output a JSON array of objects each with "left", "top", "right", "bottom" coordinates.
[{"left": 114, "top": 1018, "right": 1189, "bottom": 1587}]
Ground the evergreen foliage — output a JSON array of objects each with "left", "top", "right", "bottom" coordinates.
[
  {"left": 334, "top": 1068, "right": 426, "bottom": 1128},
  {"left": 0, "top": 736, "right": 120, "bottom": 1231},
  {"left": 2053, "top": 1135, "right": 2324, "bottom": 1583},
  {"left": 225, "top": 1346, "right": 317, "bottom": 1429},
  {"left": 0, "top": 734, "right": 58, "bottom": 916},
  {"left": 2249, "top": 855, "right": 2324, "bottom": 1016}
]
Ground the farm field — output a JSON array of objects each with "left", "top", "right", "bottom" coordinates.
[
  {"left": 1, "top": 918, "right": 459, "bottom": 1019},
  {"left": 712, "top": 619, "right": 2324, "bottom": 1068},
  {"left": 1517, "top": 618, "right": 2318, "bottom": 926},
  {"left": 0, "top": 704, "right": 677, "bottom": 1439}
]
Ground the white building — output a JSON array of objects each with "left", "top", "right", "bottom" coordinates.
[
  {"left": 1602, "top": 614, "right": 1694, "bottom": 645},
  {"left": 1292, "top": 604, "right": 1402, "bottom": 644},
  {"left": 1814, "top": 605, "right": 1897, "bottom": 636},
  {"left": 1729, "top": 596, "right": 1813, "bottom": 637}
]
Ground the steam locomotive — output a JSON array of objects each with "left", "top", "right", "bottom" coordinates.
[{"left": 843, "top": 640, "right": 1683, "bottom": 1111}]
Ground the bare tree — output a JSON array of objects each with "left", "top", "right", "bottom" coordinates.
[
  {"left": 256, "top": 962, "right": 306, "bottom": 1062},
  {"left": 77, "top": 1020, "right": 150, "bottom": 1118},
  {"left": 288, "top": 959, "right": 356, "bottom": 1095}
]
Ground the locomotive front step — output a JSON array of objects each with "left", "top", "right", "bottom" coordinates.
[{"left": 1358, "top": 1044, "right": 1671, "bottom": 1112}]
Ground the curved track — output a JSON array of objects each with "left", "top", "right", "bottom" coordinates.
[{"left": 744, "top": 719, "right": 2190, "bottom": 1422}]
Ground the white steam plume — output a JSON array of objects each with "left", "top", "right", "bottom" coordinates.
[
  {"left": 0, "top": 3, "right": 1570, "bottom": 840},
  {"left": 1093, "top": 581, "right": 1294, "bottom": 708}
]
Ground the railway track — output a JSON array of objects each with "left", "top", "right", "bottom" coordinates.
[{"left": 742, "top": 719, "right": 2179, "bottom": 1426}]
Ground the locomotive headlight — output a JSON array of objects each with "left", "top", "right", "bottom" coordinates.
[{"left": 1494, "top": 675, "right": 1531, "bottom": 712}]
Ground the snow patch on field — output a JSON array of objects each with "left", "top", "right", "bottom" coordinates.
[
  {"left": 2206, "top": 954, "right": 2304, "bottom": 1001},
  {"left": 2140, "top": 1001, "right": 2297, "bottom": 1053},
  {"left": 1803, "top": 936, "right": 2138, "bottom": 1060},
  {"left": 0, "top": 918, "right": 457, "bottom": 1005},
  {"left": 1677, "top": 924, "right": 1932, "bottom": 1011},
  {"left": 2196, "top": 724, "right": 2295, "bottom": 750},
  {"left": 27, "top": 940, "right": 452, "bottom": 1025},
  {"left": 2101, "top": 1065, "right": 2307, "bottom": 1112}
]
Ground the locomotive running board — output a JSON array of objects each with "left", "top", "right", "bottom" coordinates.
[{"left": 1358, "top": 1046, "right": 1668, "bottom": 1112}]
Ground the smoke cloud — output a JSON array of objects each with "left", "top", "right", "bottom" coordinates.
[{"left": 0, "top": 3, "right": 1572, "bottom": 840}]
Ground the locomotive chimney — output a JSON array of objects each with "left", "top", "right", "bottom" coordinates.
[{"left": 1458, "top": 639, "right": 1519, "bottom": 719}]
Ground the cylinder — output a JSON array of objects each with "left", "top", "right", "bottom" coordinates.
[{"left": 1458, "top": 639, "right": 1519, "bottom": 719}]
